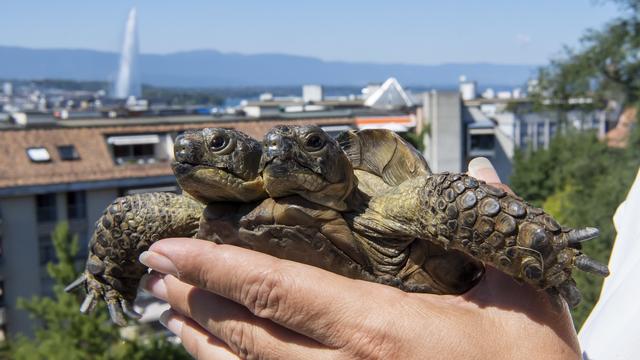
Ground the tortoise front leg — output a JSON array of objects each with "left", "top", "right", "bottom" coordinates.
[
  {"left": 415, "top": 173, "right": 608, "bottom": 306},
  {"left": 65, "top": 192, "right": 203, "bottom": 325},
  {"left": 355, "top": 173, "right": 609, "bottom": 307}
]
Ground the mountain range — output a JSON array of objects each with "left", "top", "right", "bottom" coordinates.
[{"left": 0, "top": 46, "right": 539, "bottom": 88}]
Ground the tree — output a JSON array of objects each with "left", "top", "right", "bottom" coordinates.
[
  {"left": 5, "top": 222, "right": 190, "bottom": 360},
  {"left": 512, "top": 130, "right": 637, "bottom": 326},
  {"left": 512, "top": 0, "right": 640, "bottom": 327}
]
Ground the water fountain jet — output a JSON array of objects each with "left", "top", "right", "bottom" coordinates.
[{"left": 113, "top": 7, "right": 141, "bottom": 99}]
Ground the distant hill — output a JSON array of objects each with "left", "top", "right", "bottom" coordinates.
[{"left": 0, "top": 45, "right": 538, "bottom": 88}]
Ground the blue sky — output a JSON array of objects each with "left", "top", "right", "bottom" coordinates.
[{"left": 0, "top": 0, "right": 622, "bottom": 65}]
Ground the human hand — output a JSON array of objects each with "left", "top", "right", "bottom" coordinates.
[{"left": 139, "top": 157, "right": 581, "bottom": 359}]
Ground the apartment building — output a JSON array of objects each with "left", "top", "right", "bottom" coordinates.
[
  {"left": 420, "top": 91, "right": 611, "bottom": 182},
  {"left": 0, "top": 97, "right": 423, "bottom": 337}
]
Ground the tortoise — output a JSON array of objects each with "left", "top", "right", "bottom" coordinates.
[
  {"left": 65, "top": 128, "right": 268, "bottom": 325},
  {"left": 252, "top": 125, "right": 484, "bottom": 293},
  {"left": 68, "top": 126, "right": 483, "bottom": 325},
  {"left": 68, "top": 125, "right": 608, "bottom": 324},
  {"left": 255, "top": 125, "right": 609, "bottom": 307},
  {"left": 195, "top": 125, "right": 483, "bottom": 296}
]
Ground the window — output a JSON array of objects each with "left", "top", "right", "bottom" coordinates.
[
  {"left": 470, "top": 134, "right": 495, "bottom": 151},
  {"left": 36, "top": 194, "right": 57, "bottom": 223},
  {"left": 106, "top": 134, "right": 170, "bottom": 165},
  {"left": 537, "top": 122, "right": 546, "bottom": 148},
  {"left": 26, "top": 147, "right": 51, "bottom": 163},
  {"left": 57, "top": 145, "right": 80, "bottom": 160},
  {"left": 112, "top": 143, "right": 155, "bottom": 164},
  {"left": 38, "top": 234, "right": 56, "bottom": 265},
  {"left": 66, "top": 191, "right": 86, "bottom": 219},
  {"left": 549, "top": 122, "right": 557, "bottom": 138}
]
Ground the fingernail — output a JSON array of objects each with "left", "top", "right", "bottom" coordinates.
[
  {"left": 139, "top": 251, "right": 178, "bottom": 277},
  {"left": 140, "top": 273, "right": 168, "bottom": 301},
  {"left": 160, "top": 310, "right": 183, "bottom": 335},
  {"left": 468, "top": 157, "right": 501, "bottom": 183}
]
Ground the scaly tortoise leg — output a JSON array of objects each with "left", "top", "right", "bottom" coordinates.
[
  {"left": 355, "top": 173, "right": 609, "bottom": 306},
  {"left": 420, "top": 173, "right": 609, "bottom": 307},
  {"left": 65, "top": 192, "right": 203, "bottom": 325}
]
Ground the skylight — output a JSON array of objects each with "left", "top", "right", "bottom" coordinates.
[
  {"left": 26, "top": 147, "right": 51, "bottom": 163},
  {"left": 57, "top": 145, "right": 80, "bottom": 161}
]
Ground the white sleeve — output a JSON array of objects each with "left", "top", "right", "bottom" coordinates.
[{"left": 578, "top": 168, "right": 640, "bottom": 360}]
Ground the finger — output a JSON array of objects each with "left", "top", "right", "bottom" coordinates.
[
  {"left": 140, "top": 240, "right": 400, "bottom": 346},
  {"left": 467, "top": 157, "right": 515, "bottom": 195},
  {"left": 160, "top": 310, "right": 240, "bottom": 360},
  {"left": 148, "top": 272, "right": 335, "bottom": 359},
  {"left": 468, "top": 157, "right": 501, "bottom": 183}
]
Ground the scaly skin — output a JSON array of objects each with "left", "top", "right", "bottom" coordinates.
[
  {"left": 259, "top": 126, "right": 483, "bottom": 294},
  {"left": 67, "top": 128, "right": 267, "bottom": 325},
  {"left": 338, "top": 129, "right": 484, "bottom": 294},
  {"left": 260, "top": 126, "right": 606, "bottom": 305},
  {"left": 196, "top": 198, "right": 386, "bottom": 287},
  {"left": 69, "top": 192, "right": 204, "bottom": 325},
  {"left": 352, "top": 173, "right": 609, "bottom": 307}
]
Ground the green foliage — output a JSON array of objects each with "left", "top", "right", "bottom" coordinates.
[
  {"left": 511, "top": 125, "right": 639, "bottom": 327},
  {"left": 533, "top": 0, "right": 640, "bottom": 109},
  {"left": 399, "top": 126, "right": 429, "bottom": 152},
  {"left": 5, "top": 222, "right": 190, "bottom": 360},
  {"left": 142, "top": 85, "right": 225, "bottom": 106},
  {"left": 30, "top": 79, "right": 108, "bottom": 92},
  {"left": 518, "top": 0, "right": 640, "bottom": 326}
]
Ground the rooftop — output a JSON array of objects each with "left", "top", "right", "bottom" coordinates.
[{"left": 0, "top": 115, "right": 362, "bottom": 195}]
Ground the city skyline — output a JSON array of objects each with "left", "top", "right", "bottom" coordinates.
[{"left": 0, "top": 0, "right": 622, "bottom": 65}]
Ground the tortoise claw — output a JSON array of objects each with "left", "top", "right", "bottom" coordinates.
[
  {"left": 79, "top": 292, "right": 97, "bottom": 314},
  {"left": 64, "top": 274, "right": 87, "bottom": 293},
  {"left": 121, "top": 299, "right": 142, "bottom": 320},
  {"left": 575, "top": 255, "right": 609, "bottom": 277},
  {"left": 557, "top": 279, "right": 581, "bottom": 308},
  {"left": 108, "top": 302, "right": 128, "bottom": 326},
  {"left": 566, "top": 227, "right": 600, "bottom": 246},
  {"left": 76, "top": 271, "right": 140, "bottom": 325}
]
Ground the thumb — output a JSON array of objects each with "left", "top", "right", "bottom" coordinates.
[{"left": 468, "top": 157, "right": 501, "bottom": 184}]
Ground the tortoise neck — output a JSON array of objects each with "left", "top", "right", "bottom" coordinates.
[{"left": 345, "top": 186, "right": 371, "bottom": 212}]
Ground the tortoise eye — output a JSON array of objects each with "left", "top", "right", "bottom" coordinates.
[
  {"left": 304, "top": 134, "right": 325, "bottom": 151},
  {"left": 210, "top": 135, "right": 227, "bottom": 150}
]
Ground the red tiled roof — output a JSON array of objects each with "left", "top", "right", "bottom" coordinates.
[{"left": 0, "top": 117, "right": 354, "bottom": 189}]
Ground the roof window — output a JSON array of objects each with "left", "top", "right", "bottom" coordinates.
[
  {"left": 26, "top": 147, "right": 51, "bottom": 163},
  {"left": 57, "top": 145, "right": 80, "bottom": 161}
]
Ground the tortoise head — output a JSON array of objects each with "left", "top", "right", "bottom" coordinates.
[
  {"left": 259, "top": 125, "right": 355, "bottom": 211},
  {"left": 172, "top": 128, "right": 266, "bottom": 203}
]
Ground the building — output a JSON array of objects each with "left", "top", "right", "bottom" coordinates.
[
  {"left": 421, "top": 90, "right": 612, "bottom": 182},
  {"left": 0, "top": 92, "right": 420, "bottom": 337}
]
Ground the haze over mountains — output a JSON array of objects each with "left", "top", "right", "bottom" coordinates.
[{"left": 0, "top": 46, "right": 538, "bottom": 88}]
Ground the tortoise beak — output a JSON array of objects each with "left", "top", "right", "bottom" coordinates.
[
  {"left": 259, "top": 132, "right": 295, "bottom": 172},
  {"left": 174, "top": 132, "right": 202, "bottom": 165}
]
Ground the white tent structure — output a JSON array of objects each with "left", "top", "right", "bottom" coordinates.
[
  {"left": 579, "top": 168, "right": 640, "bottom": 359},
  {"left": 364, "top": 77, "right": 414, "bottom": 109}
]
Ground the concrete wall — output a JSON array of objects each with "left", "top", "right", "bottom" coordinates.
[
  {"left": 0, "top": 196, "right": 40, "bottom": 336},
  {"left": 0, "top": 187, "right": 119, "bottom": 337},
  {"left": 423, "top": 91, "right": 464, "bottom": 173},
  {"left": 493, "top": 128, "right": 515, "bottom": 183}
]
